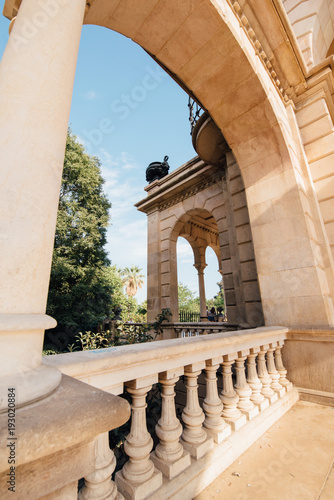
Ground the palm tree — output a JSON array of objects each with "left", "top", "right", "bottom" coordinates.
[{"left": 121, "top": 266, "right": 145, "bottom": 297}]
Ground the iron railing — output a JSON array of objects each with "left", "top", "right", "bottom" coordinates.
[
  {"left": 188, "top": 97, "right": 204, "bottom": 134},
  {"left": 179, "top": 310, "right": 201, "bottom": 322}
]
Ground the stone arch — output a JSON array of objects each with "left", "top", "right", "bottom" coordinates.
[{"left": 85, "top": 0, "right": 334, "bottom": 326}]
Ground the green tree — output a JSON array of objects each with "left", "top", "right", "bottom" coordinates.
[
  {"left": 46, "top": 131, "right": 113, "bottom": 347},
  {"left": 121, "top": 266, "right": 145, "bottom": 297},
  {"left": 178, "top": 283, "right": 200, "bottom": 313}
]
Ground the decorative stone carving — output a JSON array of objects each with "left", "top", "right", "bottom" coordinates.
[
  {"left": 79, "top": 432, "right": 122, "bottom": 500},
  {"left": 234, "top": 352, "right": 259, "bottom": 420},
  {"left": 203, "top": 358, "right": 231, "bottom": 443},
  {"left": 181, "top": 362, "right": 213, "bottom": 459},
  {"left": 275, "top": 340, "right": 293, "bottom": 391},
  {"left": 257, "top": 346, "right": 278, "bottom": 404},
  {"left": 246, "top": 348, "right": 269, "bottom": 411},
  {"left": 220, "top": 354, "right": 247, "bottom": 430},
  {"left": 151, "top": 369, "right": 191, "bottom": 479}
]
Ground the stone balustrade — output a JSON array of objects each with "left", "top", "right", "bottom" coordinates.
[{"left": 44, "top": 327, "right": 298, "bottom": 499}]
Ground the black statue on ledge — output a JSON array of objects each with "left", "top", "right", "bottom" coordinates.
[{"left": 146, "top": 155, "right": 170, "bottom": 183}]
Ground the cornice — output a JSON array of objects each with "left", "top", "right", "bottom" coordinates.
[
  {"left": 136, "top": 157, "right": 226, "bottom": 214},
  {"left": 227, "top": 0, "right": 290, "bottom": 103}
]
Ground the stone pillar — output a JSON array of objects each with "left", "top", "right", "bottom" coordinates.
[
  {"left": 257, "top": 346, "right": 278, "bottom": 404},
  {"left": 151, "top": 368, "right": 191, "bottom": 479},
  {"left": 79, "top": 432, "right": 121, "bottom": 500},
  {"left": 194, "top": 262, "right": 207, "bottom": 322},
  {"left": 180, "top": 362, "right": 213, "bottom": 459},
  {"left": 146, "top": 209, "right": 161, "bottom": 322},
  {"left": 220, "top": 354, "right": 247, "bottom": 430},
  {"left": 0, "top": 0, "right": 86, "bottom": 411},
  {"left": 203, "top": 358, "right": 231, "bottom": 443},
  {"left": 116, "top": 377, "right": 162, "bottom": 500},
  {"left": 234, "top": 351, "right": 259, "bottom": 420}
]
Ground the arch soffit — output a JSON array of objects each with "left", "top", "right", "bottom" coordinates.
[
  {"left": 283, "top": 0, "right": 334, "bottom": 67},
  {"left": 170, "top": 208, "right": 221, "bottom": 263},
  {"left": 84, "top": 0, "right": 305, "bottom": 186}
]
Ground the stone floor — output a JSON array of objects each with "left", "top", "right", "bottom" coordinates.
[{"left": 195, "top": 400, "right": 334, "bottom": 500}]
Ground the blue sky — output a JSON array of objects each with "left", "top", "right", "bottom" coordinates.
[{"left": 0, "top": 15, "right": 222, "bottom": 304}]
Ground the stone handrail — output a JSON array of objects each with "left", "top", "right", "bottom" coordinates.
[
  {"left": 43, "top": 326, "right": 296, "bottom": 499},
  {"left": 44, "top": 326, "right": 287, "bottom": 395}
]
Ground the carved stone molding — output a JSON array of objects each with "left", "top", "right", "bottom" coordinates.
[
  {"left": 159, "top": 173, "right": 224, "bottom": 211},
  {"left": 227, "top": 0, "right": 290, "bottom": 103}
]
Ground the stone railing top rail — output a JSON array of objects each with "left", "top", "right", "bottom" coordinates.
[{"left": 44, "top": 327, "right": 287, "bottom": 394}]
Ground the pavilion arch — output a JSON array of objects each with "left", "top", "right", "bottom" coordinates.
[
  {"left": 171, "top": 208, "right": 222, "bottom": 322},
  {"left": 136, "top": 154, "right": 265, "bottom": 328}
]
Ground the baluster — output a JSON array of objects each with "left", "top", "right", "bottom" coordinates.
[
  {"left": 275, "top": 340, "right": 293, "bottom": 391},
  {"left": 116, "top": 378, "right": 162, "bottom": 500},
  {"left": 220, "top": 354, "right": 247, "bottom": 431},
  {"left": 180, "top": 362, "right": 213, "bottom": 459},
  {"left": 151, "top": 369, "right": 191, "bottom": 479},
  {"left": 79, "top": 432, "right": 122, "bottom": 500},
  {"left": 235, "top": 351, "right": 259, "bottom": 420},
  {"left": 257, "top": 346, "right": 278, "bottom": 404},
  {"left": 203, "top": 358, "right": 231, "bottom": 443},
  {"left": 246, "top": 348, "right": 269, "bottom": 411},
  {"left": 267, "top": 342, "right": 285, "bottom": 397}
]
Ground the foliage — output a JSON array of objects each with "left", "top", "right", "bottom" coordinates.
[
  {"left": 213, "top": 279, "right": 225, "bottom": 313},
  {"left": 178, "top": 283, "right": 200, "bottom": 314},
  {"left": 46, "top": 130, "right": 113, "bottom": 344},
  {"left": 63, "top": 308, "right": 172, "bottom": 353},
  {"left": 121, "top": 266, "right": 145, "bottom": 297}
]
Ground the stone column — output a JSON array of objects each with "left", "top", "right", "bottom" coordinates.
[
  {"left": 203, "top": 358, "right": 231, "bottom": 443},
  {"left": 180, "top": 362, "right": 213, "bottom": 459},
  {"left": 257, "top": 346, "right": 278, "bottom": 404},
  {"left": 0, "top": 0, "right": 86, "bottom": 411},
  {"left": 220, "top": 354, "right": 247, "bottom": 430},
  {"left": 234, "top": 351, "right": 259, "bottom": 420},
  {"left": 79, "top": 432, "right": 121, "bottom": 500},
  {"left": 116, "top": 377, "right": 162, "bottom": 500},
  {"left": 275, "top": 340, "right": 293, "bottom": 391},
  {"left": 194, "top": 262, "right": 207, "bottom": 322},
  {"left": 146, "top": 209, "right": 161, "bottom": 322},
  {"left": 151, "top": 368, "right": 191, "bottom": 479}
]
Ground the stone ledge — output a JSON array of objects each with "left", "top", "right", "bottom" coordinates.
[
  {"left": 297, "top": 387, "right": 334, "bottom": 407},
  {"left": 0, "top": 374, "right": 130, "bottom": 472}
]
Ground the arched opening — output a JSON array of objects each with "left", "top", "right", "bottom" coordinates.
[
  {"left": 177, "top": 236, "right": 200, "bottom": 322},
  {"left": 205, "top": 245, "right": 225, "bottom": 318}
]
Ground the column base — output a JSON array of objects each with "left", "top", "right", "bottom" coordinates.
[
  {"left": 265, "top": 393, "right": 278, "bottom": 405},
  {"left": 283, "top": 381, "right": 294, "bottom": 392},
  {"left": 273, "top": 387, "right": 286, "bottom": 398},
  {"left": 223, "top": 413, "right": 247, "bottom": 431},
  {"left": 205, "top": 424, "right": 231, "bottom": 444},
  {"left": 254, "top": 398, "right": 270, "bottom": 412},
  {"left": 240, "top": 405, "right": 259, "bottom": 420},
  {"left": 180, "top": 436, "right": 213, "bottom": 460},
  {"left": 151, "top": 449, "right": 191, "bottom": 479},
  {"left": 115, "top": 468, "right": 162, "bottom": 500}
]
